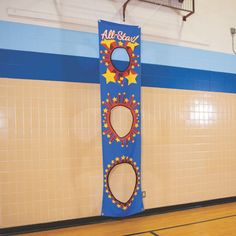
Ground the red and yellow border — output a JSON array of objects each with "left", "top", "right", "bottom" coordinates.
[
  {"left": 100, "top": 40, "right": 140, "bottom": 86},
  {"left": 104, "top": 156, "right": 141, "bottom": 210},
  {"left": 102, "top": 93, "right": 140, "bottom": 147}
]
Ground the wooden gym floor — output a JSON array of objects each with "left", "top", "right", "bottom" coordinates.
[{"left": 21, "top": 202, "right": 236, "bottom": 236}]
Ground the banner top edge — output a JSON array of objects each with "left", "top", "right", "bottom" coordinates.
[{"left": 98, "top": 19, "right": 141, "bottom": 29}]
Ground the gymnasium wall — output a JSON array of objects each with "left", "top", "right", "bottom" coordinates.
[{"left": 1, "top": 0, "right": 236, "bottom": 229}]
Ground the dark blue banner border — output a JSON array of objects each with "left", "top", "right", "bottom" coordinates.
[
  {"left": 99, "top": 20, "right": 143, "bottom": 217},
  {"left": 1, "top": 48, "right": 236, "bottom": 93}
]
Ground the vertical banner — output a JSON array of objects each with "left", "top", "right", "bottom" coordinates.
[{"left": 99, "top": 20, "right": 143, "bottom": 217}]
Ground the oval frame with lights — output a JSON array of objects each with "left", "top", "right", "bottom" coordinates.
[
  {"left": 100, "top": 41, "right": 140, "bottom": 86},
  {"left": 104, "top": 156, "right": 141, "bottom": 210},
  {"left": 102, "top": 93, "right": 140, "bottom": 147}
]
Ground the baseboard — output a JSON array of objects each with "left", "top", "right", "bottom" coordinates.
[{"left": 1, "top": 196, "right": 236, "bottom": 235}]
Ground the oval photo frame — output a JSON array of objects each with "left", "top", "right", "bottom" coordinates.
[
  {"left": 104, "top": 156, "right": 141, "bottom": 210},
  {"left": 110, "top": 47, "right": 131, "bottom": 72},
  {"left": 102, "top": 93, "right": 140, "bottom": 147}
]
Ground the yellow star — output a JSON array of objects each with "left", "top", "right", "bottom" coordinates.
[
  {"left": 103, "top": 108, "right": 108, "bottom": 113},
  {"left": 102, "top": 69, "right": 116, "bottom": 84},
  {"left": 115, "top": 137, "right": 120, "bottom": 142},
  {"left": 101, "top": 39, "right": 115, "bottom": 49},
  {"left": 127, "top": 42, "right": 139, "bottom": 51},
  {"left": 112, "top": 97, "right": 117, "bottom": 102},
  {"left": 118, "top": 41, "right": 123, "bottom": 46},
  {"left": 135, "top": 109, "right": 139, "bottom": 113},
  {"left": 126, "top": 72, "right": 137, "bottom": 85}
]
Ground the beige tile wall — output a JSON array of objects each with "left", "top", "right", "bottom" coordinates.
[
  {"left": 142, "top": 87, "right": 236, "bottom": 208},
  {"left": 1, "top": 78, "right": 236, "bottom": 227},
  {"left": 0, "top": 78, "right": 102, "bottom": 227}
]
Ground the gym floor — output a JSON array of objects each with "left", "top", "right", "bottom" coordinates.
[{"left": 21, "top": 202, "right": 236, "bottom": 236}]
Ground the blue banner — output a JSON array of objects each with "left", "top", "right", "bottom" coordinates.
[{"left": 99, "top": 20, "right": 143, "bottom": 217}]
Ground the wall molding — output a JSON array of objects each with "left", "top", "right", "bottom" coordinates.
[{"left": 1, "top": 196, "right": 236, "bottom": 235}]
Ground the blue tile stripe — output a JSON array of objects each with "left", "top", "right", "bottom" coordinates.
[
  {"left": 1, "top": 20, "right": 236, "bottom": 74},
  {"left": 0, "top": 20, "right": 98, "bottom": 58},
  {"left": 1, "top": 48, "right": 236, "bottom": 93}
]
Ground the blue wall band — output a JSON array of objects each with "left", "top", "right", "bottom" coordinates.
[
  {"left": 1, "top": 48, "right": 236, "bottom": 94},
  {"left": 1, "top": 20, "right": 236, "bottom": 74}
]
